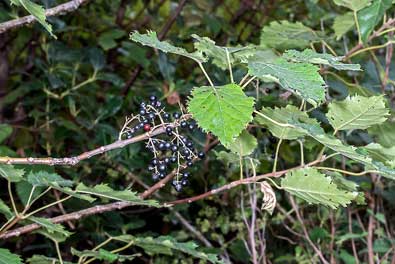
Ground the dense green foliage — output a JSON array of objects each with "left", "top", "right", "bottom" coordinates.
[{"left": 1, "top": 0, "right": 395, "bottom": 263}]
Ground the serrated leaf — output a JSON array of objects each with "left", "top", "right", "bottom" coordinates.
[
  {"left": 255, "top": 105, "right": 317, "bottom": 140},
  {"left": 0, "top": 198, "right": 13, "bottom": 219},
  {"left": 260, "top": 21, "right": 319, "bottom": 50},
  {"left": 192, "top": 34, "right": 255, "bottom": 69},
  {"left": 30, "top": 217, "right": 73, "bottom": 238},
  {"left": 130, "top": 31, "right": 206, "bottom": 62},
  {"left": 76, "top": 183, "right": 160, "bottom": 207},
  {"left": 188, "top": 83, "right": 254, "bottom": 146},
  {"left": 357, "top": 0, "right": 392, "bottom": 43},
  {"left": 27, "top": 171, "right": 73, "bottom": 188},
  {"left": 368, "top": 122, "right": 395, "bottom": 147},
  {"left": 283, "top": 49, "right": 361, "bottom": 71},
  {"left": 0, "top": 164, "right": 24, "bottom": 182},
  {"left": 333, "top": 0, "right": 371, "bottom": 11},
  {"left": 326, "top": 95, "right": 389, "bottom": 131},
  {"left": 333, "top": 12, "right": 355, "bottom": 40},
  {"left": 0, "top": 248, "right": 22, "bottom": 264},
  {"left": 0, "top": 124, "right": 12, "bottom": 143},
  {"left": 248, "top": 58, "right": 325, "bottom": 106},
  {"left": 282, "top": 168, "right": 357, "bottom": 208},
  {"left": 227, "top": 130, "right": 257, "bottom": 156},
  {"left": 16, "top": 181, "right": 44, "bottom": 206},
  {"left": 10, "top": 0, "right": 55, "bottom": 38},
  {"left": 71, "top": 248, "right": 139, "bottom": 263},
  {"left": 362, "top": 143, "right": 395, "bottom": 168},
  {"left": 114, "top": 235, "right": 223, "bottom": 263}
]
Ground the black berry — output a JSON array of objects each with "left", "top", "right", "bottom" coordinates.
[{"left": 198, "top": 152, "right": 205, "bottom": 159}]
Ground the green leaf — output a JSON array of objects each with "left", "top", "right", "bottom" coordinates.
[
  {"left": 281, "top": 168, "right": 357, "bottom": 209},
  {"left": 27, "top": 255, "right": 74, "bottom": 264},
  {"left": 0, "top": 248, "right": 22, "bottom": 264},
  {"left": 248, "top": 58, "right": 325, "bottom": 106},
  {"left": 283, "top": 49, "right": 361, "bottom": 71},
  {"left": 333, "top": 0, "right": 371, "bottom": 11},
  {"left": 0, "top": 124, "right": 12, "bottom": 143},
  {"left": 114, "top": 235, "right": 223, "bottom": 263},
  {"left": 30, "top": 217, "right": 73, "bottom": 238},
  {"left": 255, "top": 105, "right": 316, "bottom": 140},
  {"left": 0, "top": 164, "right": 24, "bottom": 182},
  {"left": 71, "top": 248, "right": 139, "bottom": 263},
  {"left": 192, "top": 34, "right": 255, "bottom": 69},
  {"left": 98, "top": 29, "right": 126, "bottom": 50},
  {"left": 362, "top": 143, "right": 395, "bottom": 168},
  {"left": 10, "top": 0, "right": 55, "bottom": 38},
  {"left": 368, "top": 122, "right": 395, "bottom": 147},
  {"left": 357, "top": 0, "right": 392, "bottom": 43},
  {"left": 260, "top": 21, "right": 319, "bottom": 50},
  {"left": 0, "top": 198, "right": 13, "bottom": 219},
  {"left": 188, "top": 83, "right": 254, "bottom": 146},
  {"left": 76, "top": 183, "right": 160, "bottom": 207},
  {"left": 227, "top": 130, "right": 257, "bottom": 156},
  {"left": 16, "top": 181, "right": 44, "bottom": 206},
  {"left": 27, "top": 171, "right": 73, "bottom": 188},
  {"left": 333, "top": 12, "right": 355, "bottom": 40},
  {"left": 326, "top": 95, "right": 389, "bottom": 131},
  {"left": 130, "top": 31, "right": 206, "bottom": 62}
]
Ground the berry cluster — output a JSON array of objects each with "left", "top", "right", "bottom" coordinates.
[{"left": 119, "top": 95, "right": 205, "bottom": 192}]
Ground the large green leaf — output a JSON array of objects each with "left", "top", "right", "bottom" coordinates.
[
  {"left": 248, "top": 58, "right": 325, "bottom": 106},
  {"left": 192, "top": 34, "right": 255, "bottom": 69},
  {"left": 10, "top": 0, "right": 55, "bottom": 38},
  {"left": 255, "top": 105, "right": 316, "bottom": 140},
  {"left": 357, "top": 0, "right": 392, "bottom": 43},
  {"left": 227, "top": 130, "right": 257, "bottom": 156},
  {"left": 188, "top": 84, "right": 254, "bottom": 147},
  {"left": 333, "top": 12, "right": 355, "bottom": 40},
  {"left": 114, "top": 235, "right": 223, "bottom": 264},
  {"left": 281, "top": 168, "right": 357, "bottom": 208},
  {"left": 27, "top": 171, "right": 73, "bottom": 188},
  {"left": 0, "top": 164, "right": 25, "bottom": 182},
  {"left": 0, "top": 124, "right": 12, "bottom": 143},
  {"left": 333, "top": 0, "right": 371, "bottom": 11},
  {"left": 260, "top": 21, "right": 319, "bottom": 50},
  {"left": 71, "top": 248, "right": 139, "bottom": 263},
  {"left": 283, "top": 49, "right": 361, "bottom": 71},
  {"left": 76, "top": 183, "right": 160, "bottom": 207},
  {"left": 0, "top": 248, "right": 22, "bottom": 264},
  {"left": 326, "top": 95, "right": 389, "bottom": 131},
  {"left": 130, "top": 31, "right": 206, "bottom": 62}
]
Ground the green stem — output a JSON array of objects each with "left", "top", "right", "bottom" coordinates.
[
  {"left": 353, "top": 11, "right": 362, "bottom": 45},
  {"left": 254, "top": 110, "right": 295, "bottom": 128},
  {"left": 314, "top": 166, "right": 378, "bottom": 176},
  {"left": 225, "top": 48, "right": 234, "bottom": 83},
  {"left": 8, "top": 181, "right": 19, "bottom": 217},
  {"left": 54, "top": 240, "right": 64, "bottom": 264},
  {"left": 197, "top": 61, "right": 214, "bottom": 87},
  {"left": 23, "top": 195, "right": 72, "bottom": 218},
  {"left": 272, "top": 138, "right": 283, "bottom": 176}
]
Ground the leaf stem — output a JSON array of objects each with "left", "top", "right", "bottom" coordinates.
[
  {"left": 353, "top": 11, "right": 362, "bottom": 45},
  {"left": 241, "top": 76, "right": 256, "bottom": 89},
  {"left": 272, "top": 138, "right": 283, "bottom": 176},
  {"left": 197, "top": 61, "right": 214, "bottom": 87},
  {"left": 23, "top": 195, "right": 72, "bottom": 218},
  {"left": 314, "top": 166, "right": 378, "bottom": 176},
  {"left": 54, "top": 240, "right": 64, "bottom": 264},
  {"left": 225, "top": 48, "right": 234, "bottom": 83},
  {"left": 7, "top": 181, "right": 19, "bottom": 217},
  {"left": 239, "top": 73, "right": 250, "bottom": 86}
]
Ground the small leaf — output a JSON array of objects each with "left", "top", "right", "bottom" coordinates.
[
  {"left": 30, "top": 217, "right": 73, "bottom": 238},
  {"left": 0, "top": 198, "right": 13, "bottom": 219},
  {"left": 333, "top": 12, "right": 355, "bottom": 40},
  {"left": 98, "top": 29, "right": 126, "bottom": 50},
  {"left": 0, "top": 164, "right": 24, "bottom": 182},
  {"left": 27, "top": 171, "right": 73, "bottom": 188},
  {"left": 0, "top": 124, "right": 12, "bottom": 143},
  {"left": 249, "top": 58, "right": 325, "bottom": 106},
  {"left": 0, "top": 248, "right": 22, "bottom": 264},
  {"left": 333, "top": 0, "right": 371, "bottom": 11},
  {"left": 260, "top": 21, "right": 319, "bottom": 50},
  {"left": 76, "top": 183, "right": 160, "bottom": 207},
  {"left": 283, "top": 49, "right": 361, "bottom": 71},
  {"left": 227, "top": 130, "right": 257, "bottom": 156},
  {"left": 357, "top": 0, "right": 392, "bottom": 43},
  {"left": 188, "top": 84, "right": 255, "bottom": 147},
  {"left": 326, "top": 95, "right": 389, "bottom": 131},
  {"left": 282, "top": 168, "right": 357, "bottom": 209},
  {"left": 71, "top": 248, "right": 139, "bottom": 263},
  {"left": 10, "top": 0, "right": 55, "bottom": 38},
  {"left": 130, "top": 31, "right": 206, "bottom": 62}
]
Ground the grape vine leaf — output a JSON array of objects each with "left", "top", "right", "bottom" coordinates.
[
  {"left": 10, "top": 0, "right": 55, "bottom": 38},
  {"left": 71, "top": 248, "right": 139, "bottom": 263},
  {"left": 248, "top": 58, "right": 326, "bottom": 107},
  {"left": 283, "top": 49, "right": 361, "bottom": 71},
  {"left": 281, "top": 168, "right": 357, "bottom": 209},
  {"left": 192, "top": 34, "right": 256, "bottom": 69},
  {"left": 368, "top": 122, "right": 395, "bottom": 147},
  {"left": 130, "top": 31, "right": 206, "bottom": 63},
  {"left": 326, "top": 95, "right": 389, "bottom": 131},
  {"left": 0, "top": 248, "right": 22, "bottom": 264},
  {"left": 114, "top": 235, "right": 224, "bottom": 263},
  {"left": 76, "top": 183, "right": 160, "bottom": 207},
  {"left": 260, "top": 21, "right": 319, "bottom": 50},
  {"left": 27, "top": 171, "right": 73, "bottom": 188},
  {"left": 255, "top": 105, "right": 316, "bottom": 140},
  {"left": 0, "top": 164, "right": 25, "bottom": 182},
  {"left": 333, "top": 0, "right": 371, "bottom": 11},
  {"left": 188, "top": 83, "right": 254, "bottom": 147},
  {"left": 357, "top": 0, "right": 392, "bottom": 43},
  {"left": 0, "top": 124, "right": 12, "bottom": 143},
  {"left": 227, "top": 130, "right": 257, "bottom": 156},
  {"left": 333, "top": 12, "right": 355, "bottom": 40}
]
